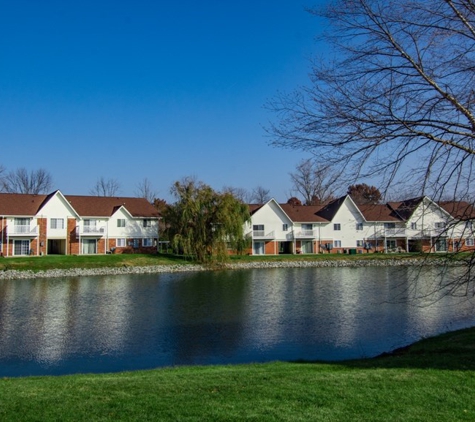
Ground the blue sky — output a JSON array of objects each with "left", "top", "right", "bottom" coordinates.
[{"left": 0, "top": 0, "right": 329, "bottom": 202}]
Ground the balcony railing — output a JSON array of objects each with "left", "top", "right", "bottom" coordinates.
[
  {"left": 385, "top": 228, "right": 406, "bottom": 237},
  {"left": 295, "top": 229, "right": 317, "bottom": 239},
  {"left": 9, "top": 225, "right": 38, "bottom": 236},
  {"left": 252, "top": 230, "right": 275, "bottom": 239},
  {"left": 77, "top": 226, "right": 106, "bottom": 236}
]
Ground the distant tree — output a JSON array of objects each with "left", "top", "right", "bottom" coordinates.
[
  {"left": 1, "top": 168, "right": 53, "bottom": 194},
  {"left": 135, "top": 178, "right": 158, "bottom": 203},
  {"left": 152, "top": 198, "right": 168, "bottom": 241},
  {"left": 222, "top": 186, "right": 251, "bottom": 203},
  {"left": 348, "top": 183, "right": 382, "bottom": 204},
  {"left": 90, "top": 177, "right": 121, "bottom": 197},
  {"left": 289, "top": 159, "right": 338, "bottom": 205},
  {"left": 164, "top": 177, "right": 250, "bottom": 263},
  {"left": 250, "top": 186, "right": 271, "bottom": 204},
  {"left": 287, "top": 197, "right": 302, "bottom": 206}
]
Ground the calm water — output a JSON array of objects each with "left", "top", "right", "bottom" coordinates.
[{"left": 0, "top": 266, "right": 474, "bottom": 377}]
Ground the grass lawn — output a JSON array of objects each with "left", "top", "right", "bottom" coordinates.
[
  {"left": 0, "top": 251, "right": 438, "bottom": 273},
  {"left": 2, "top": 327, "right": 475, "bottom": 421}
]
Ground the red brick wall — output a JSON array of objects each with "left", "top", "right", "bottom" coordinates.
[
  {"left": 68, "top": 218, "right": 79, "bottom": 255},
  {"left": 37, "top": 218, "right": 47, "bottom": 256}
]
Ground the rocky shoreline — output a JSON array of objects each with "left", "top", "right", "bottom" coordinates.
[{"left": 0, "top": 257, "right": 454, "bottom": 280}]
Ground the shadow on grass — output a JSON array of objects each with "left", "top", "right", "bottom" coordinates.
[{"left": 293, "top": 326, "right": 475, "bottom": 371}]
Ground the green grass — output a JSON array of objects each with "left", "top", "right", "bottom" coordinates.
[
  {"left": 0, "top": 251, "right": 434, "bottom": 273},
  {"left": 2, "top": 327, "right": 475, "bottom": 421},
  {"left": 0, "top": 253, "right": 194, "bottom": 272}
]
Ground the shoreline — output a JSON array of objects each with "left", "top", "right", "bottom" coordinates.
[{"left": 0, "top": 256, "right": 453, "bottom": 280}]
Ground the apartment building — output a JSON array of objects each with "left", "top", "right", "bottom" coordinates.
[
  {"left": 0, "top": 190, "right": 160, "bottom": 256},
  {"left": 245, "top": 196, "right": 475, "bottom": 255}
]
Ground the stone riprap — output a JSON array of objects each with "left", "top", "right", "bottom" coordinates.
[{"left": 0, "top": 258, "right": 455, "bottom": 280}]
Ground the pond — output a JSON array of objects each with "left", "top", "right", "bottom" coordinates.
[{"left": 0, "top": 266, "right": 474, "bottom": 377}]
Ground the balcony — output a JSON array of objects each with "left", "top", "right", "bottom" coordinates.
[
  {"left": 295, "top": 229, "right": 317, "bottom": 239},
  {"left": 368, "top": 228, "right": 406, "bottom": 239},
  {"left": 385, "top": 228, "right": 406, "bottom": 237},
  {"left": 8, "top": 225, "right": 38, "bottom": 237},
  {"left": 77, "top": 226, "right": 106, "bottom": 236},
  {"left": 252, "top": 230, "right": 275, "bottom": 240}
]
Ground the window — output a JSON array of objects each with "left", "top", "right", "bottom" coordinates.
[
  {"left": 386, "top": 239, "right": 397, "bottom": 250},
  {"left": 334, "top": 224, "right": 341, "bottom": 231},
  {"left": 116, "top": 238, "right": 126, "bottom": 247},
  {"left": 356, "top": 223, "right": 363, "bottom": 231},
  {"left": 384, "top": 223, "right": 396, "bottom": 229},
  {"left": 356, "top": 240, "right": 364, "bottom": 247},
  {"left": 143, "top": 219, "right": 153, "bottom": 228},
  {"left": 411, "top": 222, "right": 418, "bottom": 230},
  {"left": 82, "top": 239, "right": 97, "bottom": 254},
  {"left": 14, "top": 240, "right": 30, "bottom": 256},
  {"left": 466, "top": 238, "right": 474, "bottom": 247},
  {"left": 465, "top": 221, "right": 473, "bottom": 230},
  {"left": 334, "top": 240, "right": 342, "bottom": 248},
  {"left": 282, "top": 224, "right": 288, "bottom": 231},
  {"left": 253, "top": 225, "right": 264, "bottom": 235},
  {"left": 435, "top": 222, "right": 446, "bottom": 229},
  {"left": 14, "top": 218, "right": 30, "bottom": 226},
  {"left": 117, "top": 219, "right": 126, "bottom": 228},
  {"left": 143, "top": 238, "right": 153, "bottom": 247},
  {"left": 50, "top": 218, "right": 64, "bottom": 229}
]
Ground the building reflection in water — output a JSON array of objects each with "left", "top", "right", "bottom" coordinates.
[{"left": 0, "top": 265, "right": 474, "bottom": 376}]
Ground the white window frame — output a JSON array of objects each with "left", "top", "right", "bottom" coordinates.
[
  {"left": 334, "top": 240, "right": 342, "bottom": 248},
  {"left": 143, "top": 238, "right": 153, "bottom": 247},
  {"left": 117, "top": 219, "right": 126, "bottom": 228},
  {"left": 356, "top": 240, "right": 364, "bottom": 247},
  {"left": 466, "top": 238, "right": 474, "bottom": 247},
  {"left": 143, "top": 219, "right": 153, "bottom": 228},
  {"left": 116, "top": 238, "right": 126, "bottom": 247},
  {"left": 356, "top": 223, "right": 363, "bottom": 231},
  {"left": 334, "top": 224, "right": 341, "bottom": 231},
  {"left": 435, "top": 222, "right": 446, "bottom": 229},
  {"left": 411, "top": 222, "right": 417, "bottom": 230},
  {"left": 282, "top": 224, "right": 289, "bottom": 232},
  {"left": 14, "top": 239, "right": 30, "bottom": 256},
  {"left": 50, "top": 218, "right": 64, "bottom": 229}
]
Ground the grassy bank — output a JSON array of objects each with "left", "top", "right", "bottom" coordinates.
[
  {"left": 0, "top": 251, "right": 432, "bottom": 273},
  {"left": 2, "top": 327, "right": 475, "bottom": 421}
]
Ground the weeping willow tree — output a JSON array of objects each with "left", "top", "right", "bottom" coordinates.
[{"left": 164, "top": 178, "right": 251, "bottom": 264}]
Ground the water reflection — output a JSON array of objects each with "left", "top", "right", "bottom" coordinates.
[{"left": 0, "top": 266, "right": 474, "bottom": 377}]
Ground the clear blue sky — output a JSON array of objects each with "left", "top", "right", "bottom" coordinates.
[{"left": 0, "top": 0, "right": 329, "bottom": 202}]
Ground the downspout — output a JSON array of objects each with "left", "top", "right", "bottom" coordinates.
[
  {"left": 7, "top": 219, "right": 10, "bottom": 256},
  {"left": 0, "top": 216, "right": 4, "bottom": 255}
]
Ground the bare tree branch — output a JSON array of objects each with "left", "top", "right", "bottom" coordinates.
[
  {"left": 267, "top": 0, "right": 475, "bottom": 200},
  {"left": 1, "top": 168, "right": 53, "bottom": 194},
  {"left": 289, "top": 158, "right": 341, "bottom": 205},
  {"left": 90, "top": 177, "right": 121, "bottom": 197},
  {"left": 135, "top": 178, "right": 158, "bottom": 203}
]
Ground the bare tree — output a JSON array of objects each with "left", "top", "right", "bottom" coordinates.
[
  {"left": 268, "top": 0, "right": 475, "bottom": 201},
  {"left": 268, "top": 0, "right": 475, "bottom": 298},
  {"left": 290, "top": 159, "right": 340, "bottom": 205},
  {"left": 135, "top": 178, "right": 158, "bottom": 203},
  {"left": 90, "top": 177, "right": 121, "bottom": 197},
  {"left": 250, "top": 186, "right": 271, "bottom": 204},
  {"left": 222, "top": 186, "right": 251, "bottom": 203},
  {"left": 1, "top": 168, "right": 53, "bottom": 194}
]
